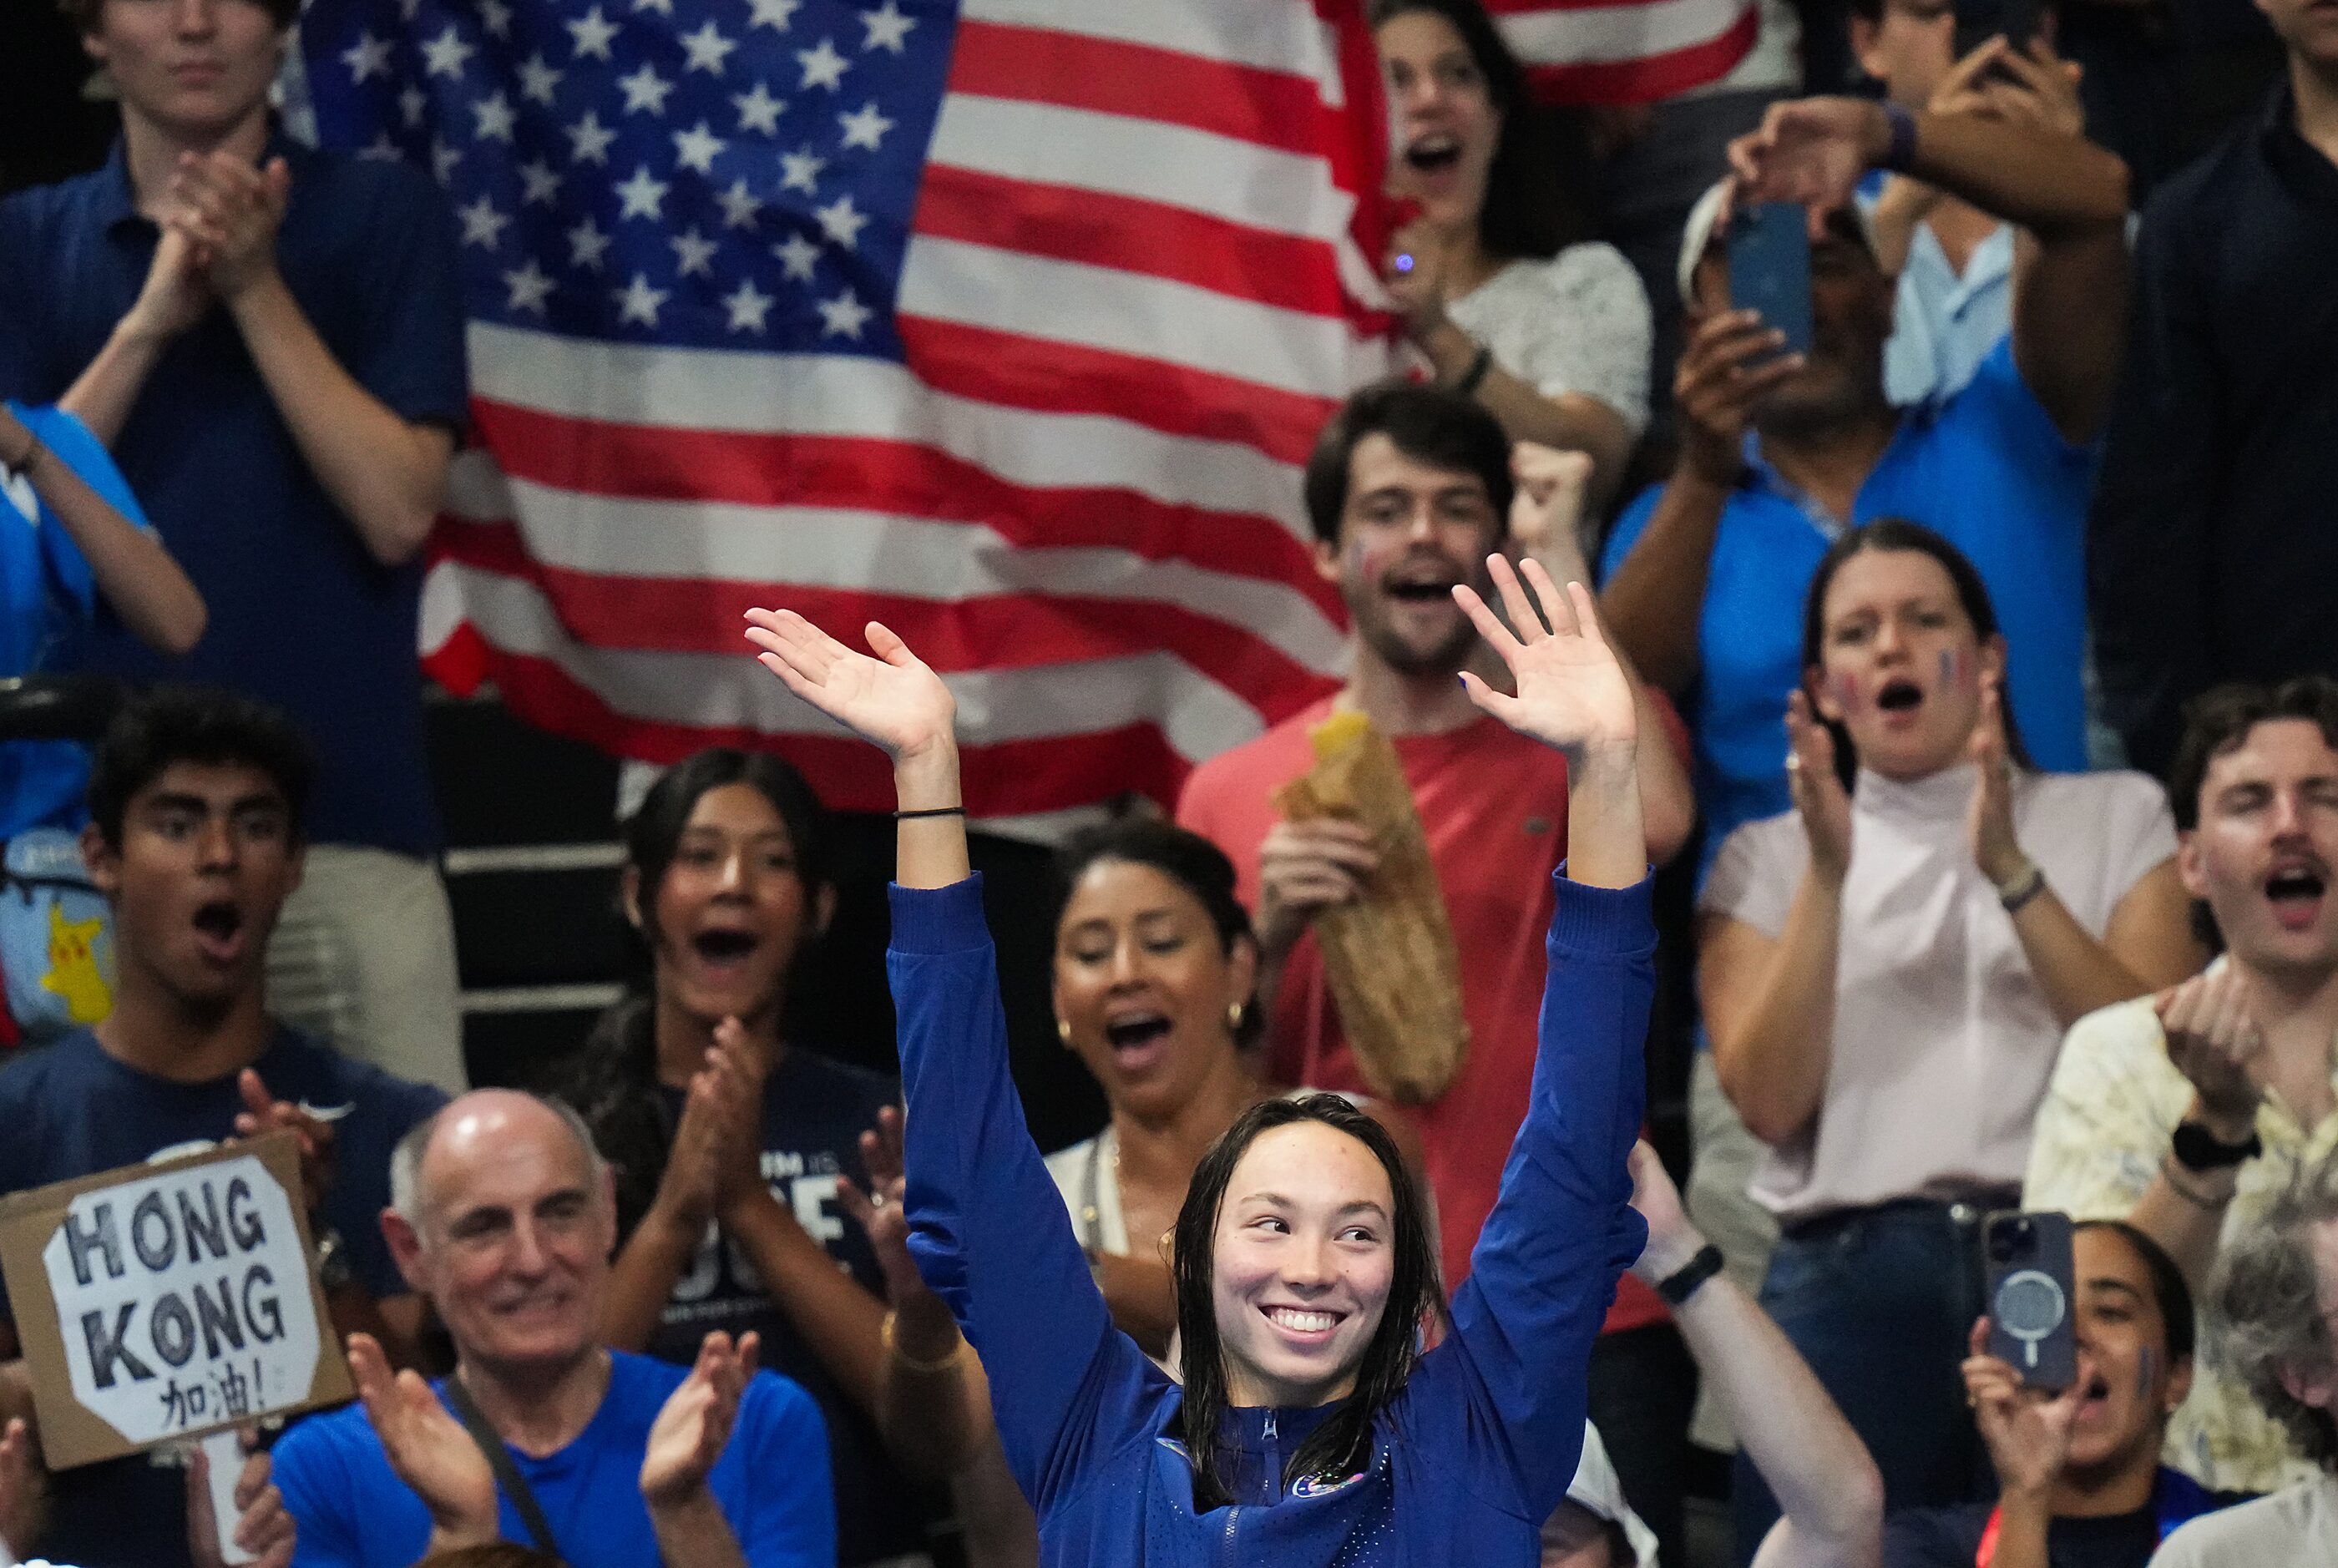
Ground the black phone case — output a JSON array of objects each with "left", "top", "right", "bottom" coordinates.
[{"left": 1984, "top": 1210, "right": 2077, "bottom": 1391}]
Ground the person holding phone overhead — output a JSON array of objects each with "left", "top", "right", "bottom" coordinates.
[
  {"left": 1694, "top": 522, "right": 2198, "bottom": 1557},
  {"left": 743, "top": 549, "right": 1661, "bottom": 1567}
]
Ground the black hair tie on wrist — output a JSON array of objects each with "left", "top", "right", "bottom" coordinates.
[
  {"left": 894, "top": 806, "right": 967, "bottom": 820},
  {"left": 1655, "top": 1242, "right": 1726, "bottom": 1306},
  {"left": 1454, "top": 343, "right": 1494, "bottom": 399}
]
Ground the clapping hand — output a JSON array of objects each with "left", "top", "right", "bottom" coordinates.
[
  {"left": 2156, "top": 969, "right": 2265, "bottom": 1139},
  {"left": 745, "top": 611, "right": 955, "bottom": 765},
  {"left": 1965, "top": 674, "right": 2027, "bottom": 888},
  {"left": 640, "top": 1331, "right": 760, "bottom": 1509},
  {"left": 1963, "top": 1318, "right": 2082, "bottom": 1502},
  {"left": 657, "top": 1017, "right": 765, "bottom": 1237},
  {"left": 1507, "top": 443, "right": 1596, "bottom": 580},
  {"left": 347, "top": 1333, "right": 499, "bottom": 1552},
  {"left": 1451, "top": 556, "right": 1636, "bottom": 763},
  {"left": 164, "top": 150, "right": 291, "bottom": 301},
  {"left": 837, "top": 1106, "right": 928, "bottom": 1306},
  {"left": 1784, "top": 690, "right": 1853, "bottom": 888}
]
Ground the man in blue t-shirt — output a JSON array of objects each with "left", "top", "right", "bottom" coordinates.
[
  {"left": 272, "top": 1089, "right": 834, "bottom": 1568},
  {"left": 0, "top": 687, "right": 446, "bottom": 1568},
  {"left": 0, "top": 0, "right": 469, "bottom": 1096}
]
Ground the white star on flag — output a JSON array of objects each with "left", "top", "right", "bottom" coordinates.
[
  {"left": 431, "top": 139, "right": 463, "bottom": 184},
  {"left": 778, "top": 147, "right": 824, "bottom": 194},
  {"left": 796, "top": 38, "right": 848, "bottom": 91},
  {"left": 722, "top": 279, "right": 775, "bottom": 332},
  {"left": 837, "top": 101, "right": 893, "bottom": 151},
  {"left": 860, "top": 2, "right": 915, "bottom": 53},
  {"left": 671, "top": 228, "right": 720, "bottom": 276},
  {"left": 400, "top": 85, "right": 427, "bottom": 126},
  {"left": 420, "top": 24, "right": 474, "bottom": 78},
  {"left": 748, "top": 0, "right": 801, "bottom": 31},
  {"left": 479, "top": 0, "right": 513, "bottom": 38},
  {"left": 517, "top": 53, "right": 564, "bottom": 105},
  {"left": 473, "top": 92, "right": 517, "bottom": 141},
  {"left": 671, "top": 121, "right": 727, "bottom": 174},
  {"left": 615, "top": 164, "right": 672, "bottom": 220},
  {"left": 814, "top": 193, "right": 868, "bottom": 249},
  {"left": 567, "top": 217, "right": 613, "bottom": 269},
  {"left": 681, "top": 19, "right": 740, "bottom": 74},
  {"left": 615, "top": 273, "right": 671, "bottom": 326},
  {"left": 358, "top": 132, "right": 400, "bottom": 161},
  {"left": 566, "top": 7, "right": 620, "bottom": 61},
  {"left": 716, "top": 180, "right": 762, "bottom": 228},
  {"left": 519, "top": 159, "right": 563, "bottom": 205},
  {"left": 731, "top": 81, "right": 785, "bottom": 135},
  {"left": 565, "top": 112, "right": 617, "bottom": 164},
  {"left": 342, "top": 31, "right": 394, "bottom": 83},
  {"left": 772, "top": 230, "right": 820, "bottom": 281},
  {"left": 817, "top": 289, "right": 871, "bottom": 339},
  {"left": 633, "top": 0, "right": 675, "bottom": 12},
  {"left": 457, "top": 194, "right": 510, "bottom": 247},
  {"left": 504, "top": 260, "right": 555, "bottom": 313},
  {"left": 618, "top": 63, "right": 675, "bottom": 115}
]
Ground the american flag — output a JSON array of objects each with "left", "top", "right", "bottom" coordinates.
[
  {"left": 294, "top": 0, "right": 1400, "bottom": 827},
  {"left": 1490, "top": 0, "right": 1759, "bottom": 105}
]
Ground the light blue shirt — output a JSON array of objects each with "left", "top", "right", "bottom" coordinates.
[
  {"left": 1600, "top": 338, "right": 2096, "bottom": 887},
  {"left": 1885, "top": 217, "right": 2014, "bottom": 408}
]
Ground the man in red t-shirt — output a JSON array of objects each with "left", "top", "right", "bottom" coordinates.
[{"left": 1177, "top": 382, "right": 1697, "bottom": 1556}]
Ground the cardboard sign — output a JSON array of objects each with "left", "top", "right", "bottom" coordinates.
[{"left": 0, "top": 1132, "right": 353, "bottom": 1469}]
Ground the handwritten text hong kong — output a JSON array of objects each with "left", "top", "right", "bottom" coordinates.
[{"left": 63, "top": 1174, "right": 289, "bottom": 1389}]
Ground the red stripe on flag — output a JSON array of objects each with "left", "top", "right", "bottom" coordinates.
[
  {"left": 894, "top": 315, "right": 1338, "bottom": 468},
  {"left": 913, "top": 164, "right": 1349, "bottom": 321},
  {"left": 424, "top": 618, "right": 1209, "bottom": 817},
  {"left": 1518, "top": 6, "right": 1759, "bottom": 104},
  {"left": 945, "top": 20, "right": 1336, "bottom": 161},
  {"left": 465, "top": 401, "right": 1343, "bottom": 616}
]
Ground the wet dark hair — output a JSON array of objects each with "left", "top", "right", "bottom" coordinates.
[
  {"left": 86, "top": 685, "right": 313, "bottom": 847},
  {"left": 1303, "top": 380, "right": 1514, "bottom": 545},
  {"left": 1172, "top": 1093, "right": 1443, "bottom": 1510},
  {"left": 1050, "top": 817, "right": 1263, "bottom": 1044},
  {"left": 1367, "top": 0, "right": 1592, "bottom": 261},
  {"left": 2074, "top": 1219, "right": 2194, "bottom": 1365},
  {"left": 550, "top": 749, "right": 831, "bottom": 1237},
  {"left": 61, "top": 0, "right": 301, "bottom": 33},
  {"left": 1798, "top": 518, "right": 2031, "bottom": 791},
  {"left": 2163, "top": 676, "right": 2338, "bottom": 951}
]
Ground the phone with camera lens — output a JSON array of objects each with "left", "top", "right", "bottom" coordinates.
[
  {"left": 1983, "top": 1210, "right": 2077, "bottom": 1391},
  {"left": 1953, "top": 0, "right": 2041, "bottom": 62},
  {"left": 1726, "top": 201, "right": 1813, "bottom": 362}
]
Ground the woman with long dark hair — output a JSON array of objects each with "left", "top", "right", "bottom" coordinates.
[
  {"left": 1371, "top": 0, "right": 1649, "bottom": 510},
  {"left": 745, "top": 553, "right": 1657, "bottom": 1565},
  {"left": 1697, "top": 520, "right": 2199, "bottom": 1544},
  {"left": 550, "top": 748, "right": 976, "bottom": 1566}
]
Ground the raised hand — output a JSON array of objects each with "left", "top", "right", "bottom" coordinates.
[
  {"left": 1727, "top": 97, "right": 1892, "bottom": 226},
  {"left": 347, "top": 1333, "right": 498, "bottom": 1550},
  {"left": 1507, "top": 442, "right": 1595, "bottom": 578},
  {"left": 1784, "top": 690, "right": 1853, "bottom": 888},
  {"left": 1964, "top": 674, "right": 2028, "bottom": 888},
  {"left": 745, "top": 610, "right": 954, "bottom": 764},
  {"left": 2155, "top": 968, "right": 2265, "bottom": 1140},
  {"left": 837, "top": 1105, "right": 927, "bottom": 1305},
  {"left": 235, "top": 1070, "right": 337, "bottom": 1216},
  {"left": 1624, "top": 1141, "right": 1708, "bottom": 1286},
  {"left": 640, "top": 1331, "right": 760, "bottom": 1508},
  {"left": 188, "top": 1433, "right": 296, "bottom": 1568},
  {"left": 1963, "top": 1318, "right": 2082, "bottom": 1502},
  {"left": 1933, "top": 38, "right": 2084, "bottom": 139},
  {"left": 1450, "top": 555, "right": 1636, "bottom": 763}
]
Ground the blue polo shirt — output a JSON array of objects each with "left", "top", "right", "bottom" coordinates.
[
  {"left": 0, "top": 135, "right": 466, "bottom": 855},
  {"left": 1, "top": 402, "right": 145, "bottom": 837},
  {"left": 1601, "top": 337, "right": 2095, "bottom": 887}
]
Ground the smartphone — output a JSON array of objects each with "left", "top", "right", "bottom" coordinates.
[
  {"left": 1983, "top": 1210, "right": 2077, "bottom": 1391},
  {"left": 1953, "top": 0, "right": 2041, "bottom": 60},
  {"left": 1726, "top": 202, "right": 1812, "bottom": 361}
]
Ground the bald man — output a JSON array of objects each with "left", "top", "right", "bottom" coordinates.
[{"left": 270, "top": 1090, "right": 836, "bottom": 1568}]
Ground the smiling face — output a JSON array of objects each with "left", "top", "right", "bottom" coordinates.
[
  {"left": 388, "top": 1093, "right": 616, "bottom": 1383},
  {"left": 1810, "top": 546, "right": 2001, "bottom": 781},
  {"left": 1375, "top": 8, "right": 1502, "bottom": 233},
  {"left": 635, "top": 781, "right": 825, "bottom": 1031},
  {"left": 84, "top": 0, "right": 285, "bottom": 145},
  {"left": 2179, "top": 718, "right": 2338, "bottom": 976},
  {"left": 1211, "top": 1121, "right": 1398, "bottom": 1409},
  {"left": 1318, "top": 432, "right": 1502, "bottom": 679},
  {"left": 1053, "top": 858, "right": 1258, "bottom": 1121},
  {"left": 2059, "top": 1227, "right": 2192, "bottom": 1478},
  {"left": 84, "top": 760, "right": 302, "bottom": 1016}
]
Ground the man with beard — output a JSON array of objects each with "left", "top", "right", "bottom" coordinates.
[
  {"left": 1177, "top": 382, "right": 1696, "bottom": 1553},
  {"left": 1599, "top": 82, "right": 2132, "bottom": 885}
]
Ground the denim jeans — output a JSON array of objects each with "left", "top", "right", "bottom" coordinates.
[{"left": 1730, "top": 1198, "right": 2001, "bottom": 1564}]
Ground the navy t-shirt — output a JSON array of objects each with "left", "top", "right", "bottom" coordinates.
[
  {"left": 0, "top": 1026, "right": 445, "bottom": 1568},
  {"left": 0, "top": 135, "right": 468, "bottom": 855},
  {"left": 640, "top": 1043, "right": 946, "bottom": 1566},
  {"left": 1885, "top": 1471, "right": 2249, "bottom": 1568}
]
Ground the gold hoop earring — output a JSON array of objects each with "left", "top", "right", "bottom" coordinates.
[
  {"left": 1056, "top": 1018, "right": 1071, "bottom": 1046},
  {"left": 1227, "top": 1002, "right": 1245, "bottom": 1033}
]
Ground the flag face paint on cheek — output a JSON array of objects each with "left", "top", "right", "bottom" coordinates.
[
  {"left": 1830, "top": 674, "right": 1863, "bottom": 716},
  {"left": 1939, "top": 646, "right": 1965, "bottom": 692}
]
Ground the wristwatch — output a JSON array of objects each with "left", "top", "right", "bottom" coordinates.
[{"left": 2171, "top": 1119, "right": 2261, "bottom": 1173}]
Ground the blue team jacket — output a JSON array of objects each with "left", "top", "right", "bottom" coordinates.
[{"left": 887, "top": 872, "right": 1654, "bottom": 1566}]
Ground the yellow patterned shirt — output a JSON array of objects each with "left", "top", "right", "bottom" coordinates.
[{"left": 2023, "top": 985, "right": 2338, "bottom": 1496}]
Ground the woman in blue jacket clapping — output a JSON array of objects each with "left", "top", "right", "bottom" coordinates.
[{"left": 743, "top": 556, "right": 1657, "bottom": 1566}]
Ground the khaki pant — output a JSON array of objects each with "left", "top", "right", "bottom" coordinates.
[
  {"left": 1685, "top": 1050, "right": 1781, "bottom": 1452},
  {"left": 266, "top": 844, "right": 468, "bottom": 1095}
]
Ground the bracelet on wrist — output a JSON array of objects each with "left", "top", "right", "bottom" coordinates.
[
  {"left": 1654, "top": 1242, "right": 1726, "bottom": 1306},
  {"left": 1879, "top": 102, "right": 1920, "bottom": 174},
  {"left": 881, "top": 1307, "right": 968, "bottom": 1373},
  {"left": 893, "top": 805, "right": 966, "bottom": 820},
  {"left": 1996, "top": 861, "right": 2047, "bottom": 914},
  {"left": 1452, "top": 343, "right": 1493, "bottom": 399},
  {"left": 2158, "top": 1153, "right": 2231, "bottom": 1211}
]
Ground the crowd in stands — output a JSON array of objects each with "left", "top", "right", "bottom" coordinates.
[{"left": 2, "top": 0, "right": 2337, "bottom": 1563}]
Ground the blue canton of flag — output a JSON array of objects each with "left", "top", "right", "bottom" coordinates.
[{"left": 300, "top": 0, "right": 956, "bottom": 359}]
